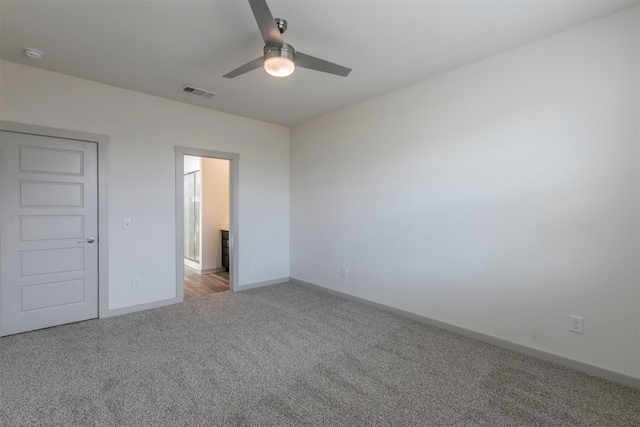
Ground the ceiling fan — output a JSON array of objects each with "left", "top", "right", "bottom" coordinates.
[{"left": 223, "top": 0, "right": 352, "bottom": 79}]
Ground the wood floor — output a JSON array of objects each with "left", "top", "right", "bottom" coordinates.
[{"left": 184, "top": 265, "right": 229, "bottom": 300}]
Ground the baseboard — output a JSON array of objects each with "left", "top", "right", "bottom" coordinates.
[
  {"left": 183, "top": 258, "right": 200, "bottom": 271},
  {"left": 289, "top": 277, "right": 640, "bottom": 390},
  {"left": 100, "top": 297, "right": 180, "bottom": 318},
  {"left": 183, "top": 263, "right": 225, "bottom": 275},
  {"left": 201, "top": 267, "right": 226, "bottom": 274},
  {"left": 236, "top": 277, "right": 289, "bottom": 291},
  {"left": 100, "top": 275, "right": 286, "bottom": 318}
]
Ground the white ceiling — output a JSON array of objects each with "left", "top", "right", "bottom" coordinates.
[{"left": 1, "top": 0, "right": 638, "bottom": 127}]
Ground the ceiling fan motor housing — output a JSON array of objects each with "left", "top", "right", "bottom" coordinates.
[{"left": 263, "top": 43, "right": 295, "bottom": 62}]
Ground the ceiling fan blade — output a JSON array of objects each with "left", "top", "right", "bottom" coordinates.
[
  {"left": 223, "top": 57, "right": 264, "bottom": 78},
  {"left": 295, "top": 52, "right": 352, "bottom": 77},
  {"left": 249, "top": 0, "right": 284, "bottom": 47}
]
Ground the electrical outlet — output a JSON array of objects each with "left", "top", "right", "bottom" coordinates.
[
  {"left": 340, "top": 267, "right": 348, "bottom": 278},
  {"left": 123, "top": 218, "right": 132, "bottom": 229},
  {"left": 132, "top": 276, "right": 141, "bottom": 289},
  {"left": 569, "top": 315, "right": 583, "bottom": 334},
  {"left": 252, "top": 261, "right": 258, "bottom": 270}
]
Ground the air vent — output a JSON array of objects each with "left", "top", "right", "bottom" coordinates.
[{"left": 181, "top": 85, "right": 217, "bottom": 99}]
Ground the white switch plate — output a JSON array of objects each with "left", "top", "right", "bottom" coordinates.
[
  {"left": 123, "top": 218, "right": 132, "bottom": 229},
  {"left": 132, "top": 276, "right": 141, "bottom": 289},
  {"left": 340, "top": 267, "right": 348, "bottom": 278}
]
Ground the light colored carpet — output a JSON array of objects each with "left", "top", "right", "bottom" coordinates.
[{"left": 0, "top": 282, "right": 638, "bottom": 426}]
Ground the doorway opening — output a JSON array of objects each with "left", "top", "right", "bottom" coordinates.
[
  {"left": 183, "top": 156, "right": 230, "bottom": 299},
  {"left": 175, "top": 147, "right": 239, "bottom": 301}
]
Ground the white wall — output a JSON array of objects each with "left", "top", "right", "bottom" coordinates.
[
  {"left": 0, "top": 60, "right": 290, "bottom": 310},
  {"left": 201, "top": 158, "right": 229, "bottom": 272},
  {"left": 291, "top": 8, "right": 639, "bottom": 379},
  {"left": 184, "top": 155, "right": 200, "bottom": 174}
]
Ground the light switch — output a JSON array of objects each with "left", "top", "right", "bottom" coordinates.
[{"left": 123, "top": 218, "right": 132, "bottom": 229}]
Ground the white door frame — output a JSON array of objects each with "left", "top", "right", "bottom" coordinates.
[
  {"left": 0, "top": 121, "right": 109, "bottom": 335},
  {"left": 174, "top": 146, "right": 239, "bottom": 297}
]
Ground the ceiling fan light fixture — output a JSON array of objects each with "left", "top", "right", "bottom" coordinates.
[
  {"left": 263, "top": 44, "right": 295, "bottom": 77},
  {"left": 264, "top": 56, "right": 295, "bottom": 77}
]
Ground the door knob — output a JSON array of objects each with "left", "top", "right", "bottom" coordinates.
[{"left": 78, "top": 237, "right": 96, "bottom": 244}]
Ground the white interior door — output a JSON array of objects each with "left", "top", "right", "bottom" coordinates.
[{"left": 0, "top": 131, "right": 98, "bottom": 336}]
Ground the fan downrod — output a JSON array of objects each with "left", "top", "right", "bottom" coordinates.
[{"left": 275, "top": 18, "right": 287, "bottom": 34}]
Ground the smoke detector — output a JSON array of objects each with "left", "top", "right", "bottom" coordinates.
[{"left": 23, "top": 48, "right": 43, "bottom": 59}]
